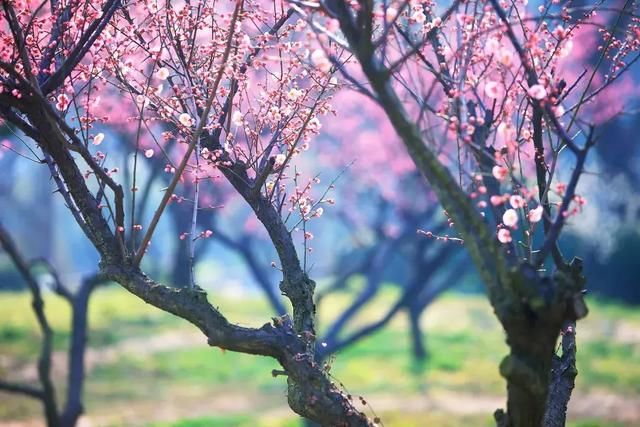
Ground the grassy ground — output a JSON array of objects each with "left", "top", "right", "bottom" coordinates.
[{"left": 1, "top": 285, "right": 639, "bottom": 426}]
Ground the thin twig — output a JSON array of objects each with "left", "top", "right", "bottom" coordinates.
[{"left": 134, "top": 0, "right": 244, "bottom": 265}]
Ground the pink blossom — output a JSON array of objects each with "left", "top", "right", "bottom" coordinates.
[
  {"left": 266, "top": 106, "right": 282, "bottom": 122},
  {"left": 484, "top": 81, "right": 501, "bottom": 99},
  {"left": 484, "top": 38, "right": 500, "bottom": 55},
  {"left": 490, "top": 195, "right": 504, "bottom": 206},
  {"left": 502, "top": 209, "right": 519, "bottom": 228},
  {"left": 492, "top": 165, "right": 508, "bottom": 181},
  {"left": 156, "top": 67, "right": 169, "bottom": 80},
  {"left": 497, "top": 228, "right": 512, "bottom": 244},
  {"left": 498, "top": 48, "right": 513, "bottom": 67},
  {"left": 308, "top": 117, "right": 322, "bottom": 132},
  {"left": 527, "top": 84, "right": 548, "bottom": 100},
  {"left": 238, "top": 34, "right": 251, "bottom": 50},
  {"left": 411, "top": 10, "right": 426, "bottom": 24},
  {"left": 497, "top": 122, "right": 515, "bottom": 141},
  {"left": 179, "top": 113, "right": 193, "bottom": 127},
  {"left": 231, "top": 111, "right": 243, "bottom": 127},
  {"left": 93, "top": 133, "right": 105, "bottom": 145},
  {"left": 385, "top": 7, "right": 397, "bottom": 21},
  {"left": 553, "top": 25, "right": 568, "bottom": 39},
  {"left": 509, "top": 195, "right": 525, "bottom": 209},
  {"left": 559, "top": 39, "right": 574, "bottom": 58},
  {"left": 275, "top": 153, "right": 287, "bottom": 167},
  {"left": 528, "top": 205, "right": 544, "bottom": 223},
  {"left": 144, "top": 149, "right": 154, "bottom": 158},
  {"left": 287, "top": 88, "right": 303, "bottom": 101},
  {"left": 56, "top": 94, "right": 70, "bottom": 111},
  {"left": 310, "top": 49, "right": 331, "bottom": 73}
]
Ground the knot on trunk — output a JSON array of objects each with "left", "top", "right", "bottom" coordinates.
[
  {"left": 553, "top": 257, "right": 588, "bottom": 320},
  {"left": 499, "top": 354, "right": 548, "bottom": 399},
  {"left": 280, "top": 274, "right": 317, "bottom": 334}
]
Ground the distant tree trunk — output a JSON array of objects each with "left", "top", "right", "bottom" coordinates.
[
  {"left": 408, "top": 304, "right": 427, "bottom": 362},
  {"left": 35, "top": 168, "right": 54, "bottom": 262},
  {"left": 0, "top": 224, "right": 60, "bottom": 426},
  {"left": 61, "top": 280, "right": 95, "bottom": 427},
  {"left": 171, "top": 240, "right": 191, "bottom": 289}
]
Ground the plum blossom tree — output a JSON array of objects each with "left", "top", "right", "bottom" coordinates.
[
  {"left": 140, "top": 55, "right": 478, "bottom": 366},
  {"left": 292, "top": 0, "right": 640, "bottom": 425},
  {"left": 0, "top": 0, "right": 374, "bottom": 425},
  {"left": 2, "top": 0, "right": 639, "bottom": 426}
]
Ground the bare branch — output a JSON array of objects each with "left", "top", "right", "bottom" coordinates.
[
  {"left": 536, "top": 129, "right": 595, "bottom": 265},
  {"left": 0, "top": 381, "right": 44, "bottom": 400},
  {"left": 0, "top": 222, "right": 60, "bottom": 426}
]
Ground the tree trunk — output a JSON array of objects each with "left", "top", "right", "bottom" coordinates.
[
  {"left": 543, "top": 322, "right": 577, "bottom": 427},
  {"left": 60, "top": 282, "right": 93, "bottom": 427},
  {"left": 496, "top": 316, "right": 560, "bottom": 427},
  {"left": 170, "top": 241, "right": 191, "bottom": 289},
  {"left": 408, "top": 305, "right": 427, "bottom": 362}
]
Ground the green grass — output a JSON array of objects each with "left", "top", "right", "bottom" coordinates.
[
  {"left": 0, "top": 285, "right": 187, "bottom": 359},
  {"left": 569, "top": 421, "right": 626, "bottom": 427},
  {"left": 147, "top": 415, "right": 301, "bottom": 427},
  {"left": 579, "top": 339, "right": 640, "bottom": 393},
  {"left": 149, "top": 412, "right": 629, "bottom": 427},
  {"left": 1, "top": 287, "right": 639, "bottom": 426},
  {"left": 149, "top": 415, "right": 259, "bottom": 427},
  {"left": 90, "top": 347, "right": 283, "bottom": 396},
  {"left": 148, "top": 413, "right": 494, "bottom": 427}
]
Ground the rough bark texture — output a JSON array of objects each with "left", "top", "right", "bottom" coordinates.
[
  {"left": 102, "top": 264, "right": 373, "bottom": 426},
  {"left": 326, "top": 1, "right": 590, "bottom": 425},
  {"left": 543, "top": 322, "right": 578, "bottom": 427}
]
